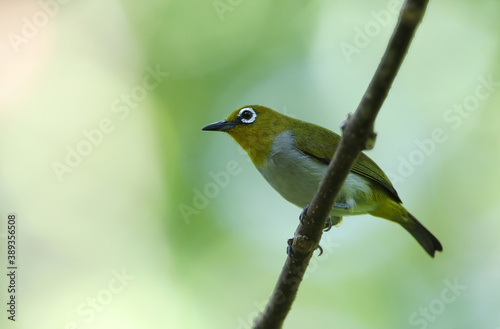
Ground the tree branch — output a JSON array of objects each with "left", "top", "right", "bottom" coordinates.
[{"left": 253, "top": 1, "right": 429, "bottom": 328}]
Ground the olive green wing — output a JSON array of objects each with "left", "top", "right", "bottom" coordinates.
[
  {"left": 351, "top": 153, "right": 401, "bottom": 203},
  {"left": 293, "top": 123, "right": 401, "bottom": 203},
  {"left": 292, "top": 121, "right": 341, "bottom": 164}
]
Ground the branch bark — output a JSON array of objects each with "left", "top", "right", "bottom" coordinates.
[{"left": 253, "top": 1, "right": 429, "bottom": 328}]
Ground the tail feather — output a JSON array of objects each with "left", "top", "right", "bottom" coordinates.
[{"left": 403, "top": 213, "right": 443, "bottom": 257}]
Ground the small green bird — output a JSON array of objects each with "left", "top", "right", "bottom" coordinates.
[{"left": 202, "top": 105, "right": 442, "bottom": 257}]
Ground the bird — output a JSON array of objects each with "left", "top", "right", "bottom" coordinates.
[{"left": 202, "top": 105, "right": 443, "bottom": 257}]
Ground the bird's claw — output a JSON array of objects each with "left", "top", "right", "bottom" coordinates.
[
  {"left": 296, "top": 204, "right": 330, "bottom": 256},
  {"left": 287, "top": 238, "right": 324, "bottom": 257},
  {"left": 299, "top": 204, "right": 310, "bottom": 225},
  {"left": 324, "top": 217, "right": 333, "bottom": 232},
  {"left": 286, "top": 238, "right": 293, "bottom": 256}
]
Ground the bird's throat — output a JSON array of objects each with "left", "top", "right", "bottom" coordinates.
[{"left": 227, "top": 127, "right": 282, "bottom": 167}]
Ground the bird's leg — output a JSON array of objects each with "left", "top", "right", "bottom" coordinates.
[{"left": 333, "top": 202, "right": 350, "bottom": 210}]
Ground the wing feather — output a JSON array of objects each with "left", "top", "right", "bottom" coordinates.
[{"left": 293, "top": 122, "right": 401, "bottom": 203}]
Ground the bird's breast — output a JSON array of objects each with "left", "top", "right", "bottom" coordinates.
[{"left": 256, "top": 131, "right": 377, "bottom": 216}]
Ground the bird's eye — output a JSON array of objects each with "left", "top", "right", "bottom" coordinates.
[{"left": 239, "top": 108, "right": 257, "bottom": 124}]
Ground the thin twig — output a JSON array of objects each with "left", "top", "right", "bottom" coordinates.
[{"left": 253, "top": 1, "right": 429, "bottom": 328}]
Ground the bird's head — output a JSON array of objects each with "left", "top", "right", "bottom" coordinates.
[{"left": 202, "top": 105, "right": 291, "bottom": 165}]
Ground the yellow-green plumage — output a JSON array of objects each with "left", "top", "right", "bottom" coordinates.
[{"left": 202, "top": 105, "right": 442, "bottom": 257}]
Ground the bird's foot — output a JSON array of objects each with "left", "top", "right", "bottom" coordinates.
[
  {"left": 301, "top": 204, "right": 334, "bottom": 232},
  {"left": 287, "top": 238, "right": 324, "bottom": 257},
  {"left": 286, "top": 238, "right": 293, "bottom": 256},
  {"left": 299, "top": 204, "right": 310, "bottom": 225},
  {"left": 324, "top": 217, "right": 333, "bottom": 232}
]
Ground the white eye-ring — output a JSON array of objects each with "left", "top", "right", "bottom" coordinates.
[{"left": 239, "top": 107, "right": 257, "bottom": 124}]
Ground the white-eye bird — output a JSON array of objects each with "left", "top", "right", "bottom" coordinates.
[{"left": 202, "top": 105, "right": 442, "bottom": 257}]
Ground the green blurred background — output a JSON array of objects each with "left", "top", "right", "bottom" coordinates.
[{"left": 1, "top": 0, "right": 499, "bottom": 328}]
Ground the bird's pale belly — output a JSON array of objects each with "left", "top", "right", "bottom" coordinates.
[{"left": 257, "top": 138, "right": 377, "bottom": 217}]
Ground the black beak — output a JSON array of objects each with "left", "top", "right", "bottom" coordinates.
[{"left": 202, "top": 120, "right": 237, "bottom": 132}]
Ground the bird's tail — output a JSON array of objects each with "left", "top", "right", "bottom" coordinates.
[
  {"left": 402, "top": 212, "right": 443, "bottom": 257},
  {"left": 369, "top": 201, "right": 443, "bottom": 257}
]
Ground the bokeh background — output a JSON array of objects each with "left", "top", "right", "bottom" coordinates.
[{"left": 1, "top": 0, "right": 499, "bottom": 328}]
